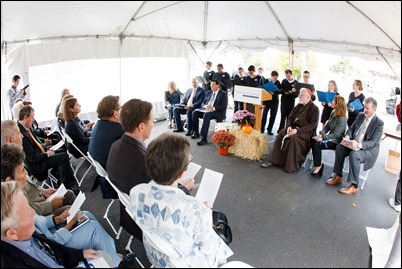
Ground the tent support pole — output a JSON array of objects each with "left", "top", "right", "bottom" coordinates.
[
  {"left": 288, "top": 40, "right": 294, "bottom": 69},
  {"left": 376, "top": 47, "right": 401, "bottom": 82}
]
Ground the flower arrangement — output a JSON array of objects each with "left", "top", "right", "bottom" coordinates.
[
  {"left": 232, "top": 110, "right": 256, "bottom": 126},
  {"left": 211, "top": 130, "right": 235, "bottom": 148}
]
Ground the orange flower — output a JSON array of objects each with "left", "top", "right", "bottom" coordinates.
[{"left": 211, "top": 130, "right": 235, "bottom": 148}]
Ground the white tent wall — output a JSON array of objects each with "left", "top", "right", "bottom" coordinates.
[{"left": 1, "top": 38, "right": 198, "bottom": 121}]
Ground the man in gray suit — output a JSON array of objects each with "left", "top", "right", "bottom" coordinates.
[{"left": 326, "top": 97, "right": 384, "bottom": 195}]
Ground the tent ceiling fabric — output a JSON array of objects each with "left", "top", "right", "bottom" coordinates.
[{"left": 1, "top": 1, "right": 401, "bottom": 62}]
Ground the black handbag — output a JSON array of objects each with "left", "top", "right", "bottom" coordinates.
[{"left": 212, "top": 210, "right": 232, "bottom": 245}]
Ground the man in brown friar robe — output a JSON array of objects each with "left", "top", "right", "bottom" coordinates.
[{"left": 261, "top": 88, "right": 319, "bottom": 172}]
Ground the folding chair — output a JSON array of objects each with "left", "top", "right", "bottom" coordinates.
[
  {"left": 59, "top": 129, "right": 93, "bottom": 187},
  {"left": 305, "top": 149, "right": 371, "bottom": 190},
  {"left": 25, "top": 164, "right": 58, "bottom": 189},
  {"left": 87, "top": 153, "right": 140, "bottom": 258},
  {"left": 87, "top": 153, "right": 120, "bottom": 236}
]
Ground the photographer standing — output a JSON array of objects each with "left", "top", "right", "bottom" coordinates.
[{"left": 7, "top": 75, "right": 28, "bottom": 119}]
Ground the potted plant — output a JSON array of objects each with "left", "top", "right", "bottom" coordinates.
[
  {"left": 232, "top": 110, "right": 256, "bottom": 127},
  {"left": 211, "top": 130, "right": 235, "bottom": 155}
]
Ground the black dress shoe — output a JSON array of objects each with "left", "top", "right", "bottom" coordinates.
[
  {"left": 173, "top": 129, "right": 184, "bottom": 133},
  {"left": 191, "top": 133, "right": 200, "bottom": 139},
  {"left": 268, "top": 131, "right": 274, "bottom": 135},
  {"left": 118, "top": 253, "right": 137, "bottom": 267},
  {"left": 70, "top": 187, "right": 81, "bottom": 196},
  {"left": 311, "top": 164, "right": 324, "bottom": 177},
  {"left": 260, "top": 161, "right": 274, "bottom": 168},
  {"left": 185, "top": 132, "right": 192, "bottom": 136},
  {"left": 197, "top": 139, "right": 207, "bottom": 146}
]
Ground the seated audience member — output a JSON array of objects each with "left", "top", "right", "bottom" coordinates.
[
  {"left": 192, "top": 79, "right": 228, "bottom": 146},
  {"left": 310, "top": 96, "right": 347, "bottom": 176},
  {"left": 164, "top": 81, "right": 182, "bottom": 128},
  {"left": 62, "top": 97, "right": 91, "bottom": 157},
  {"left": 55, "top": 88, "right": 71, "bottom": 117},
  {"left": 15, "top": 101, "right": 64, "bottom": 150},
  {"left": 1, "top": 137, "right": 75, "bottom": 216},
  {"left": 107, "top": 99, "right": 155, "bottom": 241},
  {"left": 172, "top": 77, "right": 206, "bottom": 135},
  {"left": 0, "top": 143, "right": 124, "bottom": 267},
  {"left": 88, "top": 95, "right": 123, "bottom": 199},
  {"left": 57, "top": 94, "right": 75, "bottom": 130},
  {"left": 107, "top": 99, "right": 195, "bottom": 242},
  {"left": 17, "top": 106, "right": 78, "bottom": 192},
  {"left": 326, "top": 97, "right": 383, "bottom": 195},
  {"left": 129, "top": 133, "right": 233, "bottom": 267},
  {"left": 261, "top": 88, "right": 319, "bottom": 173},
  {"left": 1, "top": 181, "right": 99, "bottom": 268}
]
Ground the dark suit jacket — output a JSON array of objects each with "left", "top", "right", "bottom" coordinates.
[
  {"left": 65, "top": 118, "right": 90, "bottom": 158},
  {"left": 202, "top": 89, "right": 228, "bottom": 122},
  {"left": 18, "top": 122, "right": 49, "bottom": 180},
  {"left": 88, "top": 120, "right": 124, "bottom": 199},
  {"left": 346, "top": 112, "right": 384, "bottom": 170},
  {"left": 180, "top": 87, "right": 206, "bottom": 109},
  {"left": 106, "top": 134, "right": 151, "bottom": 240},
  {"left": 1, "top": 232, "right": 84, "bottom": 268}
]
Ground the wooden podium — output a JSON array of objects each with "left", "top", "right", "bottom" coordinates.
[{"left": 233, "top": 85, "right": 272, "bottom": 131}]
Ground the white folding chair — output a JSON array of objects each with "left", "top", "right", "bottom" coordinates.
[
  {"left": 304, "top": 148, "right": 371, "bottom": 189},
  {"left": 87, "top": 153, "right": 120, "bottom": 236},
  {"left": 87, "top": 153, "right": 138, "bottom": 255},
  {"left": 60, "top": 130, "right": 93, "bottom": 187},
  {"left": 25, "top": 164, "right": 58, "bottom": 189}
]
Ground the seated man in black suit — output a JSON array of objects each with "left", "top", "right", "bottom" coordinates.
[
  {"left": 326, "top": 97, "right": 384, "bottom": 195},
  {"left": 192, "top": 79, "right": 228, "bottom": 146},
  {"left": 172, "top": 77, "right": 206, "bottom": 135},
  {"left": 1, "top": 181, "right": 98, "bottom": 268},
  {"left": 17, "top": 105, "right": 78, "bottom": 193},
  {"left": 107, "top": 99, "right": 195, "bottom": 242}
]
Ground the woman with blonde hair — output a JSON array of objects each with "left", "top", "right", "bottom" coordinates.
[
  {"left": 320, "top": 80, "right": 339, "bottom": 129},
  {"left": 164, "top": 81, "right": 182, "bottom": 128},
  {"left": 311, "top": 96, "right": 347, "bottom": 176}
]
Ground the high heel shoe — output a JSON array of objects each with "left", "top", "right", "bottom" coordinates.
[{"left": 310, "top": 164, "right": 324, "bottom": 177}]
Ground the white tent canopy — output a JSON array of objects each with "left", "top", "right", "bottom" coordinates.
[{"left": 2, "top": 1, "right": 401, "bottom": 69}]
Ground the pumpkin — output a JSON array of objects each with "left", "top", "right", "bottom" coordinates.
[{"left": 241, "top": 125, "right": 253, "bottom": 134}]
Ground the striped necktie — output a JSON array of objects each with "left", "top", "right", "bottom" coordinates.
[
  {"left": 28, "top": 129, "right": 46, "bottom": 153},
  {"left": 355, "top": 117, "right": 369, "bottom": 143}
]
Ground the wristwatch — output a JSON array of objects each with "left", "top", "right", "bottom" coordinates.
[{"left": 212, "top": 107, "right": 215, "bottom": 111}]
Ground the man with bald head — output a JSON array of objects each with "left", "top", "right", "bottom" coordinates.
[
  {"left": 172, "top": 78, "right": 206, "bottom": 135},
  {"left": 261, "top": 88, "right": 319, "bottom": 173}
]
